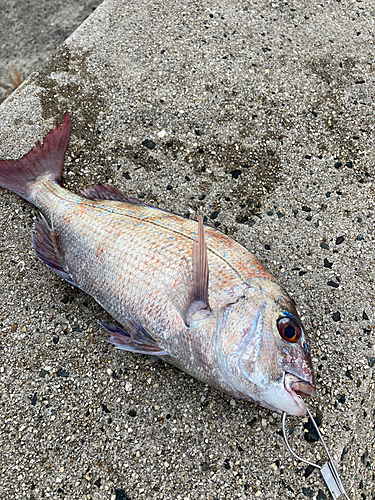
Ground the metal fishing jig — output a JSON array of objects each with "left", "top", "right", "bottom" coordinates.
[{"left": 282, "top": 401, "right": 351, "bottom": 500}]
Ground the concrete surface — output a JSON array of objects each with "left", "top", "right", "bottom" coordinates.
[
  {"left": 0, "top": 0, "right": 100, "bottom": 102},
  {"left": 0, "top": 0, "right": 374, "bottom": 499}
]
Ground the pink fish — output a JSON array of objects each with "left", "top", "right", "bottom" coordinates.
[{"left": 0, "top": 113, "right": 315, "bottom": 415}]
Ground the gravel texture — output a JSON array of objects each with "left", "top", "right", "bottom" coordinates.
[{"left": 0, "top": 1, "right": 374, "bottom": 499}]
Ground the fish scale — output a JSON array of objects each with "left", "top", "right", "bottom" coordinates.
[{"left": 0, "top": 112, "right": 315, "bottom": 415}]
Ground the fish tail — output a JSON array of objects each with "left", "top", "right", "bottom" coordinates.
[{"left": 0, "top": 112, "right": 71, "bottom": 203}]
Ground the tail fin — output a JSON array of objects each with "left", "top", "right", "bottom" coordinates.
[{"left": 0, "top": 112, "right": 71, "bottom": 202}]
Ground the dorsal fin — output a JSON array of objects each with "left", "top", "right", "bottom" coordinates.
[
  {"left": 190, "top": 213, "right": 210, "bottom": 309},
  {"left": 173, "top": 214, "right": 211, "bottom": 326},
  {"left": 80, "top": 183, "right": 148, "bottom": 204}
]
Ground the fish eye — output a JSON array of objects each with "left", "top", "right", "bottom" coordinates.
[{"left": 277, "top": 317, "right": 302, "bottom": 343}]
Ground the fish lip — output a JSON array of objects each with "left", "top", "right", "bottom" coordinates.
[
  {"left": 291, "top": 379, "right": 316, "bottom": 398},
  {"left": 284, "top": 373, "right": 316, "bottom": 414}
]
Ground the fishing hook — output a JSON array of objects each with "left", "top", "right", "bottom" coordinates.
[{"left": 282, "top": 400, "right": 351, "bottom": 500}]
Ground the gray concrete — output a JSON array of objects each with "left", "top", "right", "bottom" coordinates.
[
  {"left": 0, "top": 1, "right": 374, "bottom": 499},
  {"left": 0, "top": 0, "right": 100, "bottom": 102}
]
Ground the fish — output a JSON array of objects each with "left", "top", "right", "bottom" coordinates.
[{"left": 0, "top": 112, "right": 315, "bottom": 416}]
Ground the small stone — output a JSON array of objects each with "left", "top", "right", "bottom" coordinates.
[
  {"left": 304, "top": 465, "right": 315, "bottom": 478},
  {"left": 345, "top": 161, "right": 353, "bottom": 168},
  {"left": 303, "top": 414, "right": 321, "bottom": 443},
  {"left": 335, "top": 236, "right": 345, "bottom": 245},
  {"left": 367, "top": 357, "right": 375, "bottom": 368},
  {"left": 102, "top": 403, "right": 110, "bottom": 413},
  {"left": 236, "top": 215, "right": 249, "bottom": 224},
  {"left": 276, "top": 211, "right": 285, "bottom": 219},
  {"left": 31, "top": 393, "right": 37, "bottom": 406},
  {"left": 323, "top": 258, "right": 332, "bottom": 268},
  {"left": 317, "top": 489, "right": 327, "bottom": 500},
  {"left": 332, "top": 312, "right": 341, "bottom": 322},
  {"left": 230, "top": 169, "right": 241, "bottom": 179},
  {"left": 202, "top": 462, "right": 210, "bottom": 471},
  {"left": 338, "top": 394, "right": 346, "bottom": 404},
  {"left": 302, "top": 486, "right": 313, "bottom": 498},
  {"left": 141, "top": 139, "right": 156, "bottom": 150},
  {"left": 128, "top": 409, "right": 137, "bottom": 417},
  {"left": 125, "top": 382, "right": 132, "bottom": 392},
  {"left": 39, "top": 369, "right": 49, "bottom": 378},
  {"left": 356, "top": 234, "right": 364, "bottom": 241},
  {"left": 10, "top": 323, "right": 18, "bottom": 333},
  {"left": 327, "top": 280, "right": 339, "bottom": 288},
  {"left": 362, "top": 311, "right": 369, "bottom": 320},
  {"left": 115, "top": 489, "right": 131, "bottom": 500},
  {"left": 210, "top": 210, "right": 220, "bottom": 220},
  {"left": 320, "top": 242, "right": 329, "bottom": 250},
  {"left": 56, "top": 368, "right": 69, "bottom": 377},
  {"left": 301, "top": 206, "right": 311, "bottom": 212}
]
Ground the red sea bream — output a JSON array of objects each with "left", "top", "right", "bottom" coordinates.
[{"left": 0, "top": 113, "right": 315, "bottom": 415}]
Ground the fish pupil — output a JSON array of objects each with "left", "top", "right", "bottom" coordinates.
[{"left": 284, "top": 325, "right": 296, "bottom": 339}]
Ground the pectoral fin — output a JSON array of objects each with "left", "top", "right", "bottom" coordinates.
[{"left": 100, "top": 318, "right": 168, "bottom": 356}]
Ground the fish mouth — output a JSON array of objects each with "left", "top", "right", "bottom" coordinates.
[
  {"left": 291, "top": 379, "right": 316, "bottom": 398},
  {"left": 284, "top": 373, "right": 316, "bottom": 414}
]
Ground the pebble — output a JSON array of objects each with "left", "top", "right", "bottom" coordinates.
[
  {"left": 303, "top": 414, "right": 321, "bottom": 443},
  {"left": 56, "top": 368, "right": 69, "bottom": 377},
  {"left": 335, "top": 236, "right": 345, "bottom": 245},
  {"left": 327, "top": 280, "right": 339, "bottom": 288},
  {"left": 141, "top": 139, "right": 156, "bottom": 150},
  {"left": 332, "top": 312, "right": 341, "bottom": 322}
]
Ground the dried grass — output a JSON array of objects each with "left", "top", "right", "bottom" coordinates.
[{"left": 0, "top": 62, "right": 24, "bottom": 96}]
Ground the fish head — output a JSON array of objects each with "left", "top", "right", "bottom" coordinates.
[{"left": 216, "top": 279, "right": 315, "bottom": 416}]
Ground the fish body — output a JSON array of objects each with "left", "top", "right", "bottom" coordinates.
[{"left": 0, "top": 113, "right": 315, "bottom": 415}]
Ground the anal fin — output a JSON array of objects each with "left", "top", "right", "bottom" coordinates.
[
  {"left": 32, "top": 214, "right": 77, "bottom": 287},
  {"left": 100, "top": 318, "right": 168, "bottom": 356}
]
